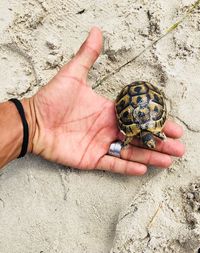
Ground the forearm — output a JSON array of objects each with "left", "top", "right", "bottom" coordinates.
[{"left": 0, "top": 98, "right": 35, "bottom": 169}]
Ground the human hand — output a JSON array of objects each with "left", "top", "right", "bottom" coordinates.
[{"left": 29, "top": 27, "right": 185, "bottom": 175}]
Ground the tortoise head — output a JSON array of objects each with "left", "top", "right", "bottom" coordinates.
[{"left": 141, "top": 131, "right": 156, "bottom": 149}]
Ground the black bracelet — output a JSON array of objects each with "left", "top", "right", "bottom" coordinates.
[{"left": 9, "top": 98, "right": 29, "bottom": 158}]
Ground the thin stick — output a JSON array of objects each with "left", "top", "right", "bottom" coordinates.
[{"left": 94, "top": 0, "right": 200, "bottom": 89}]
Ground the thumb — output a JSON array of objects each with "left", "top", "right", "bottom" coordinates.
[{"left": 63, "top": 27, "right": 103, "bottom": 82}]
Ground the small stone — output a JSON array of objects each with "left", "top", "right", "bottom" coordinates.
[
  {"left": 187, "top": 192, "right": 194, "bottom": 200},
  {"left": 46, "top": 54, "right": 63, "bottom": 69},
  {"left": 46, "top": 36, "right": 61, "bottom": 50},
  {"left": 194, "top": 192, "right": 200, "bottom": 202},
  {"left": 49, "top": 49, "right": 60, "bottom": 55},
  {"left": 24, "top": 67, "right": 32, "bottom": 76}
]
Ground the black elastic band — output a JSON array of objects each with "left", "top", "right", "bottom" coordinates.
[{"left": 9, "top": 99, "right": 29, "bottom": 158}]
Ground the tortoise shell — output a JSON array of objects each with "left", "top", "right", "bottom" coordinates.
[{"left": 115, "top": 81, "right": 167, "bottom": 146}]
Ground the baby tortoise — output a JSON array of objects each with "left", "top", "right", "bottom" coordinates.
[{"left": 115, "top": 81, "right": 167, "bottom": 149}]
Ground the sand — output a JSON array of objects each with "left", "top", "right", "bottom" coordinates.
[{"left": 0, "top": 0, "right": 200, "bottom": 252}]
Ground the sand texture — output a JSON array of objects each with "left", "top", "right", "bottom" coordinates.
[{"left": 0, "top": 0, "right": 200, "bottom": 252}]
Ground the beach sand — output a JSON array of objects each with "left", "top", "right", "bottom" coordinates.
[{"left": 0, "top": 0, "right": 200, "bottom": 252}]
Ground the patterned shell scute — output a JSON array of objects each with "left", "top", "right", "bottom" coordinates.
[{"left": 115, "top": 81, "right": 166, "bottom": 136}]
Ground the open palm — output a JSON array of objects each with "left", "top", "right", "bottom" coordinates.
[{"left": 31, "top": 27, "right": 185, "bottom": 175}]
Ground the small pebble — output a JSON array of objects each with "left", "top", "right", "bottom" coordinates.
[{"left": 46, "top": 37, "right": 61, "bottom": 50}]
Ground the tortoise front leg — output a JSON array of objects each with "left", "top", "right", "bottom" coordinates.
[{"left": 140, "top": 131, "right": 156, "bottom": 149}]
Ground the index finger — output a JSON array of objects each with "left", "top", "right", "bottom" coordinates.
[{"left": 163, "top": 120, "right": 184, "bottom": 139}]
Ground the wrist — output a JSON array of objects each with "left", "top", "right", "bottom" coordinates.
[
  {"left": 21, "top": 97, "right": 36, "bottom": 154},
  {"left": 0, "top": 98, "right": 37, "bottom": 168}
]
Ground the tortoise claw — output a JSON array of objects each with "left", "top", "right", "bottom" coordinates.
[{"left": 154, "top": 132, "right": 166, "bottom": 140}]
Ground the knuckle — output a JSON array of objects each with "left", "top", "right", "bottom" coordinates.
[
  {"left": 123, "top": 146, "right": 133, "bottom": 161},
  {"left": 159, "top": 141, "right": 166, "bottom": 153},
  {"left": 123, "top": 161, "right": 130, "bottom": 175},
  {"left": 84, "top": 43, "right": 99, "bottom": 58},
  {"left": 146, "top": 151, "right": 153, "bottom": 165},
  {"left": 80, "top": 63, "right": 90, "bottom": 71},
  {"left": 109, "top": 158, "right": 116, "bottom": 172}
]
